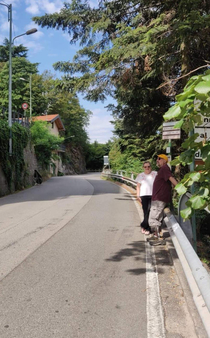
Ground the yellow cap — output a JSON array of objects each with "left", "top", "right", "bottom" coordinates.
[{"left": 158, "top": 154, "right": 168, "bottom": 162}]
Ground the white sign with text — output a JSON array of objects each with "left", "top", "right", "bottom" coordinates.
[{"left": 194, "top": 116, "right": 210, "bottom": 159}]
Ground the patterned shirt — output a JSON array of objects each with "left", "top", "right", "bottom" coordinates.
[{"left": 136, "top": 171, "right": 157, "bottom": 196}]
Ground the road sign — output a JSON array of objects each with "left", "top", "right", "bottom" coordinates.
[
  {"left": 162, "top": 122, "right": 181, "bottom": 140},
  {"left": 103, "top": 156, "right": 109, "bottom": 165},
  {"left": 22, "top": 102, "right": 28, "bottom": 110}
]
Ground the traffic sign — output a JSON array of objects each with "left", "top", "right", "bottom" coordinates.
[
  {"left": 162, "top": 121, "right": 181, "bottom": 140},
  {"left": 22, "top": 102, "right": 28, "bottom": 110},
  {"left": 103, "top": 156, "right": 109, "bottom": 165}
]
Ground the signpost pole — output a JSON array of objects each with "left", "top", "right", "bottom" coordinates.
[
  {"left": 189, "top": 129, "right": 197, "bottom": 251},
  {"left": 166, "top": 139, "right": 172, "bottom": 163}
]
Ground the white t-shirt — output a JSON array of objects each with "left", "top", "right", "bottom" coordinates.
[{"left": 136, "top": 171, "right": 157, "bottom": 196}]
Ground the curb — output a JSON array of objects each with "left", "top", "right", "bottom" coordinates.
[{"left": 163, "top": 228, "right": 209, "bottom": 338}]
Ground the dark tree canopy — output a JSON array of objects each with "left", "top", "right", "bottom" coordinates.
[
  {"left": 33, "top": 0, "right": 210, "bottom": 163},
  {"left": 0, "top": 38, "right": 28, "bottom": 62}
]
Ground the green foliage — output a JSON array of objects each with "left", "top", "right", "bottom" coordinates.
[
  {"left": 0, "top": 120, "right": 29, "bottom": 190},
  {"left": 164, "top": 69, "right": 210, "bottom": 218},
  {"left": 30, "top": 121, "right": 64, "bottom": 168},
  {"left": 0, "top": 57, "right": 40, "bottom": 115},
  {"left": 86, "top": 141, "right": 111, "bottom": 170},
  {"left": 0, "top": 39, "right": 28, "bottom": 62},
  {"left": 109, "top": 138, "right": 143, "bottom": 174}
]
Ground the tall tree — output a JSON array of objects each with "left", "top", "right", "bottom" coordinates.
[
  {"left": 33, "top": 0, "right": 210, "bottom": 157},
  {"left": 0, "top": 57, "right": 44, "bottom": 115},
  {"left": 0, "top": 39, "right": 28, "bottom": 62}
]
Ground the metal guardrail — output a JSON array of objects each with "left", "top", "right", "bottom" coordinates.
[
  {"left": 164, "top": 208, "right": 210, "bottom": 336},
  {"left": 102, "top": 171, "right": 137, "bottom": 188},
  {"left": 102, "top": 170, "right": 210, "bottom": 334}
]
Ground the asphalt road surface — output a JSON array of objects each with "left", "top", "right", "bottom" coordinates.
[{"left": 0, "top": 173, "right": 203, "bottom": 338}]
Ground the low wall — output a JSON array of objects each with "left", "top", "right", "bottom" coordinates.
[{"left": 0, "top": 143, "right": 38, "bottom": 197}]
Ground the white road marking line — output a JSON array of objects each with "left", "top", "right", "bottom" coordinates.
[
  {"left": 146, "top": 242, "right": 165, "bottom": 338},
  {"left": 132, "top": 197, "right": 165, "bottom": 338}
]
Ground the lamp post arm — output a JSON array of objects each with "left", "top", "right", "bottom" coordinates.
[{"left": 12, "top": 32, "right": 26, "bottom": 44}]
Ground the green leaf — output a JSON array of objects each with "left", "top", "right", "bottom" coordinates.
[
  {"left": 175, "top": 183, "right": 187, "bottom": 195},
  {"left": 201, "top": 145, "right": 210, "bottom": 158},
  {"left": 178, "top": 99, "right": 194, "bottom": 108},
  {"left": 164, "top": 104, "right": 181, "bottom": 120},
  {"left": 202, "top": 74, "right": 210, "bottom": 81},
  {"left": 174, "top": 119, "right": 184, "bottom": 128},
  {"left": 193, "top": 114, "right": 203, "bottom": 125},
  {"left": 180, "top": 207, "right": 192, "bottom": 220},
  {"left": 205, "top": 154, "right": 210, "bottom": 169},
  {"left": 194, "top": 81, "right": 210, "bottom": 94},
  {"left": 189, "top": 172, "right": 201, "bottom": 182},
  {"left": 189, "top": 195, "right": 206, "bottom": 209},
  {"left": 182, "top": 134, "right": 199, "bottom": 149},
  {"left": 198, "top": 187, "right": 209, "bottom": 198},
  {"left": 170, "top": 158, "right": 180, "bottom": 166},
  {"left": 179, "top": 149, "right": 194, "bottom": 163},
  {"left": 176, "top": 88, "right": 195, "bottom": 102}
]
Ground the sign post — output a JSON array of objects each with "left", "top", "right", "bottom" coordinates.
[
  {"left": 103, "top": 156, "right": 110, "bottom": 172},
  {"left": 162, "top": 122, "right": 181, "bottom": 163}
]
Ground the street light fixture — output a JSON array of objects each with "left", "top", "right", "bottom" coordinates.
[
  {"left": 0, "top": 2, "right": 12, "bottom": 154},
  {"left": 13, "top": 28, "right": 38, "bottom": 43}
]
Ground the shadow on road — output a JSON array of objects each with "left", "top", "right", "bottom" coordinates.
[
  {"left": 105, "top": 240, "right": 172, "bottom": 275},
  {"left": 105, "top": 241, "right": 145, "bottom": 262}
]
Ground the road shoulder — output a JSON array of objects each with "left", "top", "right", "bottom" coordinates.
[{"left": 106, "top": 179, "right": 208, "bottom": 337}]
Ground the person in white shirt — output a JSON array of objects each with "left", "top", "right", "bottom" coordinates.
[{"left": 136, "top": 161, "right": 157, "bottom": 235}]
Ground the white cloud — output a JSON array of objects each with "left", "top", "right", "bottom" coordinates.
[
  {"left": 10, "top": 0, "right": 21, "bottom": 6},
  {"left": 12, "top": 35, "right": 44, "bottom": 54},
  {"left": 25, "top": 3, "right": 40, "bottom": 15},
  {"left": 24, "top": 40, "right": 44, "bottom": 53},
  {"left": 25, "top": 0, "right": 64, "bottom": 15},
  {"left": 87, "top": 108, "right": 114, "bottom": 143}
]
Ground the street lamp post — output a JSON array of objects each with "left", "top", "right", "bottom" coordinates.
[
  {"left": 0, "top": 2, "right": 12, "bottom": 154},
  {"left": 0, "top": 3, "right": 37, "bottom": 155}
]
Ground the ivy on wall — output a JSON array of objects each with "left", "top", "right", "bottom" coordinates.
[{"left": 0, "top": 120, "right": 29, "bottom": 190}]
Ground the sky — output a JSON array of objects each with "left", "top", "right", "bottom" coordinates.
[{"left": 0, "top": 0, "right": 115, "bottom": 143}]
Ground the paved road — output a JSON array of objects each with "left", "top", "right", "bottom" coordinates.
[{"left": 0, "top": 173, "right": 204, "bottom": 337}]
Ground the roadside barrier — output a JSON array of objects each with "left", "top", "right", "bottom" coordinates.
[
  {"left": 164, "top": 208, "right": 210, "bottom": 336},
  {"left": 101, "top": 171, "right": 137, "bottom": 189}
]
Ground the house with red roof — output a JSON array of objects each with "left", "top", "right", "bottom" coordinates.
[{"left": 33, "top": 114, "right": 65, "bottom": 175}]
